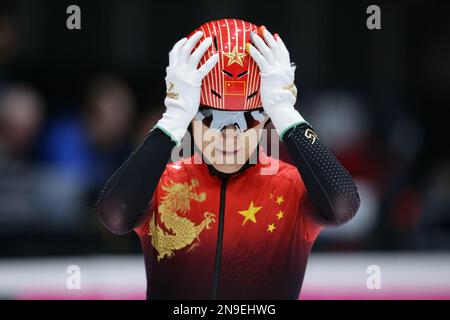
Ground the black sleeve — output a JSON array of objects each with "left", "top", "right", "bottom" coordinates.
[
  {"left": 96, "top": 128, "right": 175, "bottom": 235},
  {"left": 283, "top": 123, "right": 360, "bottom": 226}
]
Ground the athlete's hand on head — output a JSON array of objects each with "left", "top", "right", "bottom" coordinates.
[
  {"left": 165, "top": 31, "right": 219, "bottom": 112},
  {"left": 247, "top": 27, "right": 307, "bottom": 139},
  {"left": 156, "top": 31, "right": 219, "bottom": 146}
]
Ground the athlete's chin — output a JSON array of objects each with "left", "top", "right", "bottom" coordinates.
[{"left": 211, "top": 162, "right": 246, "bottom": 174}]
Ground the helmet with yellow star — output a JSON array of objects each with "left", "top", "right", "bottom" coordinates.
[{"left": 189, "top": 19, "right": 263, "bottom": 111}]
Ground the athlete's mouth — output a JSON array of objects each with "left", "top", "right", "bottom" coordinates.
[
  {"left": 213, "top": 137, "right": 242, "bottom": 152},
  {"left": 215, "top": 146, "right": 242, "bottom": 154}
]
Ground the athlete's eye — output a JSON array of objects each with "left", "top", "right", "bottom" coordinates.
[{"left": 202, "top": 115, "right": 212, "bottom": 127}]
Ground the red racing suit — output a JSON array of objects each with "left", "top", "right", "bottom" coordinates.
[
  {"left": 135, "top": 150, "right": 322, "bottom": 299},
  {"left": 97, "top": 124, "right": 360, "bottom": 300}
]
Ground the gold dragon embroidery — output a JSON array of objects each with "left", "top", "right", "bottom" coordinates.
[{"left": 149, "top": 178, "right": 216, "bottom": 261}]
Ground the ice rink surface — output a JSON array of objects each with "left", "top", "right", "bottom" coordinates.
[{"left": 0, "top": 253, "right": 449, "bottom": 299}]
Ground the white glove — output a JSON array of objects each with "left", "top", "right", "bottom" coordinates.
[
  {"left": 247, "top": 27, "right": 308, "bottom": 139},
  {"left": 154, "top": 31, "right": 219, "bottom": 146}
]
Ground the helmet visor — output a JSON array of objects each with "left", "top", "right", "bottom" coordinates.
[{"left": 195, "top": 107, "right": 267, "bottom": 132}]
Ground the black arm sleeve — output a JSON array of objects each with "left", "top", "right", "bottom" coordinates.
[
  {"left": 96, "top": 128, "right": 175, "bottom": 235},
  {"left": 283, "top": 123, "right": 360, "bottom": 226}
]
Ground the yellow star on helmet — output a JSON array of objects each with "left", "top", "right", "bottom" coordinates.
[
  {"left": 238, "top": 201, "right": 262, "bottom": 226},
  {"left": 223, "top": 45, "right": 246, "bottom": 67}
]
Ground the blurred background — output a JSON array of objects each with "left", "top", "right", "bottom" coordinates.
[{"left": 0, "top": 0, "right": 449, "bottom": 299}]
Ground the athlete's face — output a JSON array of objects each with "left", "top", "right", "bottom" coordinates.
[{"left": 192, "top": 111, "right": 268, "bottom": 174}]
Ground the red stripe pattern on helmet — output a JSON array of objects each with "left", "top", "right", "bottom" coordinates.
[{"left": 189, "top": 19, "right": 262, "bottom": 111}]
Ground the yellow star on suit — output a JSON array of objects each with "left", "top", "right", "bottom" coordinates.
[
  {"left": 238, "top": 201, "right": 262, "bottom": 226},
  {"left": 276, "top": 210, "right": 284, "bottom": 220},
  {"left": 276, "top": 195, "right": 284, "bottom": 205}
]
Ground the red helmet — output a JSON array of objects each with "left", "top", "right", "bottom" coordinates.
[{"left": 189, "top": 19, "right": 262, "bottom": 111}]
